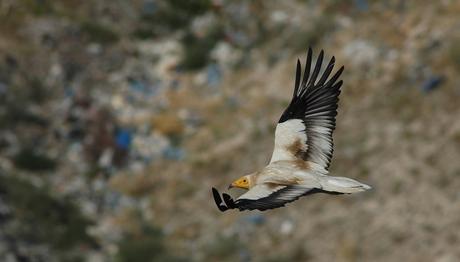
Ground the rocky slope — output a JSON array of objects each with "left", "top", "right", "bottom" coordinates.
[{"left": 1, "top": 0, "right": 459, "bottom": 261}]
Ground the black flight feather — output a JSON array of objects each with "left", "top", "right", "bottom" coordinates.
[{"left": 278, "top": 48, "right": 344, "bottom": 170}]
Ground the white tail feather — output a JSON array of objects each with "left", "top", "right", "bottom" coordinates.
[{"left": 319, "top": 176, "right": 371, "bottom": 194}]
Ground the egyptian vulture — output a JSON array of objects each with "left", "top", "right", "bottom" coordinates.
[{"left": 212, "top": 48, "right": 371, "bottom": 212}]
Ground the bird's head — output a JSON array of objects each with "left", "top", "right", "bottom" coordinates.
[{"left": 229, "top": 175, "right": 253, "bottom": 190}]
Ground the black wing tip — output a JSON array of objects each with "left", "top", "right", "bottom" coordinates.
[
  {"left": 212, "top": 187, "right": 238, "bottom": 212},
  {"left": 222, "top": 193, "right": 237, "bottom": 209},
  {"left": 294, "top": 59, "right": 302, "bottom": 94},
  {"left": 336, "top": 66, "right": 345, "bottom": 77},
  {"left": 307, "top": 49, "right": 324, "bottom": 87},
  {"left": 334, "top": 80, "right": 344, "bottom": 89},
  {"left": 279, "top": 48, "right": 344, "bottom": 123},
  {"left": 296, "top": 48, "right": 344, "bottom": 96},
  {"left": 212, "top": 187, "right": 220, "bottom": 200},
  {"left": 338, "top": 65, "right": 345, "bottom": 74},
  {"left": 319, "top": 49, "right": 325, "bottom": 57}
]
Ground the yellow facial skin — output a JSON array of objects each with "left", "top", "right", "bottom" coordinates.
[{"left": 229, "top": 176, "right": 250, "bottom": 190}]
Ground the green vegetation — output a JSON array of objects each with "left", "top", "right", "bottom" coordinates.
[
  {"left": 266, "top": 246, "right": 311, "bottom": 262},
  {"left": 20, "top": 0, "right": 55, "bottom": 16},
  {"left": 288, "top": 16, "right": 336, "bottom": 52},
  {"left": 0, "top": 104, "right": 49, "bottom": 128},
  {"left": 204, "top": 235, "right": 243, "bottom": 261},
  {"left": 80, "top": 21, "right": 119, "bottom": 44},
  {"left": 180, "top": 26, "right": 224, "bottom": 70},
  {"left": 0, "top": 175, "right": 95, "bottom": 250},
  {"left": 116, "top": 225, "right": 184, "bottom": 262},
  {"left": 28, "top": 78, "right": 48, "bottom": 104},
  {"left": 12, "top": 148, "right": 57, "bottom": 171},
  {"left": 140, "top": 0, "right": 211, "bottom": 32},
  {"left": 448, "top": 37, "right": 460, "bottom": 70}
]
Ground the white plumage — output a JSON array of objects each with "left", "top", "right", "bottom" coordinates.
[
  {"left": 212, "top": 48, "right": 371, "bottom": 212},
  {"left": 269, "top": 119, "right": 307, "bottom": 163}
]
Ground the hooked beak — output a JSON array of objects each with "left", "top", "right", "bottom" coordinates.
[{"left": 228, "top": 183, "right": 235, "bottom": 190}]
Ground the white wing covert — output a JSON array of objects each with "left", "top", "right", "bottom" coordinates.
[{"left": 270, "top": 48, "right": 344, "bottom": 171}]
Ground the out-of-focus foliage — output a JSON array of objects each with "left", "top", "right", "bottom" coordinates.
[
  {"left": 0, "top": 174, "right": 94, "bottom": 258},
  {"left": 140, "top": 0, "right": 211, "bottom": 33},
  {"left": 79, "top": 21, "right": 119, "bottom": 44},
  {"left": 116, "top": 226, "right": 183, "bottom": 262},
  {"left": 12, "top": 148, "right": 57, "bottom": 171},
  {"left": 180, "top": 25, "right": 224, "bottom": 70}
]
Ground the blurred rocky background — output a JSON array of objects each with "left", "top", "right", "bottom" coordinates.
[{"left": 1, "top": 0, "right": 460, "bottom": 261}]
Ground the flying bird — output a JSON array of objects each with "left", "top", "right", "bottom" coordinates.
[{"left": 212, "top": 48, "right": 371, "bottom": 212}]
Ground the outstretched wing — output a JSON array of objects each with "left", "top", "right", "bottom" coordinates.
[
  {"left": 212, "top": 186, "right": 341, "bottom": 212},
  {"left": 235, "top": 184, "right": 312, "bottom": 211},
  {"left": 269, "top": 48, "right": 344, "bottom": 170}
]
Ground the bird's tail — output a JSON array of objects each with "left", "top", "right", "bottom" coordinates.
[{"left": 319, "top": 176, "right": 371, "bottom": 194}]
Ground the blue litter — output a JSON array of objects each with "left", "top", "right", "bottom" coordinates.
[
  {"left": 0, "top": 82, "right": 8, "bottom": 95},
  {"left": 64, "top": 86, "right": 74, "bottom": 98},
  {"left": 162, "top": 146, "right": 185, "bottom": 160},
  {"left": 421, "top": 75, "right": 444, "bottom": 93},
  {"left": 239, "top": 250, "right": 251, "bottom": 262},
  {"left": 142, "top": 0, "right": 157, "bottom": 16},
  {"left": 206, "top": 62, "right": 222, "bottom": 87},
  {"left": 170, "top": 79, "right": 180, "bottom": 90},
  {"left": 354, "top": 0, "right": 369, "bottom": 11},
  {"left": 115, "top": 129, "right": 132, "bottom": 150},
  {"left": 128, "top": 79, "right": 146, "bottom": 92},
  {"left": 128, "top": 78, "right": 157, "bottom": 96},
  {"left": 244, "top": 214, "right": 266, "bottom": 225}
]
